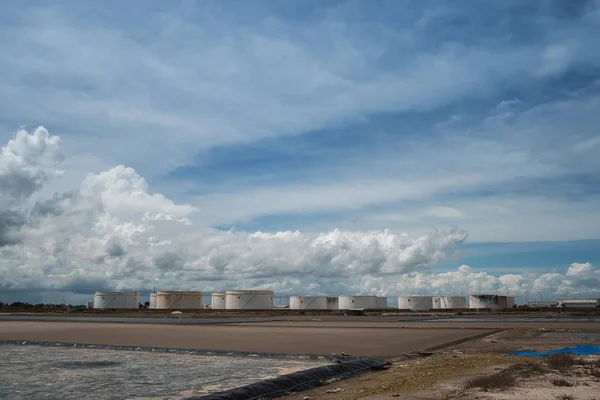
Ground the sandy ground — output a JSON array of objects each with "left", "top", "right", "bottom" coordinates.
[
  {"left": 3, "top": 315, "right": 600, "bottom": 399},
  {"left": 282, "top": 322, "right": 600, "bottom": 400},
  {"left": 239, "top": 319, "right": 600, "bottom": 331},
  {"left": 0, "top": 321, "right": 490, "bottom": 358}
]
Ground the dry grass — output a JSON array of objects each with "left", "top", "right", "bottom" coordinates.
[
  {"left": 464, "top": 370, "right": 516, "bottom": 391},
  {"left": 507, "top": 360, "right": 549, "bottom": 377},
  {"left": 551, "top": 379, "right": 574, "bottom": 387},
  {"left": 588, "top": 368, "right": 600, "bottom": 378},
  {"left": 547, "top": 353, "right": 576, "bottom": 371}
]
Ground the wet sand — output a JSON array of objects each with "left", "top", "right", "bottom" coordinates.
[{"left": 0, "top": 321, "right": 490, "bottom": 358}]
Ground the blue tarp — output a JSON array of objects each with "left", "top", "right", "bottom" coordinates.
[{"left": 512, "top": 345, "right": 600, "bottom": 357}]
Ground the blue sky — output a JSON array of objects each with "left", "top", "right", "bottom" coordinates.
[{"left": 1, "top": 0, "right": 600, "bottom": 302}]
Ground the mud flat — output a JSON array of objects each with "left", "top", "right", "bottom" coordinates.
[{"left": 0, "top": 321, "right": 490, "bottom": 358}]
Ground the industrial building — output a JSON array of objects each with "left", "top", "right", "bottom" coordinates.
[
  {"left": 289, "top": 296, "right": 338, "bottom": 310},
  {"left": 225, "top": 290, "right": 273, "bottom": 310},
  {"left": 93, "top": 291, "right": 140, "bottom": 309},
  {"left": 155, "top": 291, "right": 203, "bottom": 310},
  {"left": 398, "top": 296, "right": 433, "bottom": 311},
  {"left": 557, "top": 298, "right": 599, "bottom": 308},
  {"left": 527, "top": 301, "right": 557, "bottom": 308},
  {"left": 211, "top": 292, "right": 226, "bottom": 309},
  {"left": 432, "top": 296, "right": 467, "bottom": 309}
]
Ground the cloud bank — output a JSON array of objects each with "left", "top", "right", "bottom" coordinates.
[{"left": 0, "top": 128, "right": 597, "bottom": 302}]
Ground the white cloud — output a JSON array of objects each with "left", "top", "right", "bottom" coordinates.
[
  {"left": 535, "top": 43, "right": 578, "bottom": 78},
  {"left": 566, "top": 262, "right": 593, "bottom": 276},
  {"left": 425, "top": 207, "right": 464, "bottom": 219},
  {"left": 1, "top": 128, "right": 596, "bottom": 301},
  {"left": 80, "top": 165, "right": 197, "bottom": 220},
  {"left": 358, "top": 263, "right": 600, "bottom": 299},
  {"left": 0, "top": 127, "right": 63, "bottom": 208},
  {"left": 0, "top": 127, "right": 470, "bottom": 296},
  {"left": 1, "top": 2, "right": 600, "bottom": 301},
  {"left": 3, "top": 2, "right": 598, "bottom": 177}
]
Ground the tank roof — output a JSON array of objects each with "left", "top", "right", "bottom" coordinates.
[
  {"left": 226, "top": 290, "right": 273, "bottom": 294},
  {"left": 94, "top": 291, "right": 140, "bottom": 294},
  {"left": 156, "top": 290, "right": 202, "bottom": 294}
]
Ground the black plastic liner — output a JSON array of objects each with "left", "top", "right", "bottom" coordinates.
[{"left": 193, "top": 358, "right": 389, "bottom": 400}]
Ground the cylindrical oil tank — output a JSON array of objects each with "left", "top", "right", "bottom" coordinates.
[
  {"left": 338, "top": 295, "right": 379, "bottom": 310},
  {"left": 212, "top": 292, "right": 226, "bottom": 309},
  {"left": 377, "top": 297, "right": 387, "bottom": 309},
  {"left": 506, "top": 296, "right": 515, "bottom": 308},
  {"left": 398, "top": 296, "right": 433, "bottom": 311},
  {"left": 225, "top": 290, "right": 273, "bottom": 310},
  {"left": 93, "top": 291, "right": 140, "bottom": 309},
  {"left": 433, "top": 296, "right": 467, "bottom": 309},
  {"left": 290, "top": 296, "right": 330, "bottom": 310},
  {"left": 149, "top": 292, "right": 157, "bottom": 309},
  {"left": 469, "top": 294, "right": 499, "bottom": 309},
  {"left": 326, "top": 297, "right": 339, "bottom": 310},
  {"left": 155, "top": 291, "right": 203, "bottom": 310}
]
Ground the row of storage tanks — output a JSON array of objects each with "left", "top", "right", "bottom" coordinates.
[
  {"left": 398, "top": 295, "right": 515, "bottom": 310},
  {"left": 92, "top": 290, "right": 275, "bottom": 310},
  {"left": 291, "top": 295, "right": 514, "bottom": 310},
  {"left": 93, "top": 291, "right": 515, "bottom": 310}
]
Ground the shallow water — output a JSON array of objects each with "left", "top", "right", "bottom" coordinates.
[{"left": 0, "top": 345, "right": 330, "bottom": 399}]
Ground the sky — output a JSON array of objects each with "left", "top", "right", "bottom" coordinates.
[{"left": 1, "top": 0, "right": 599, "bottom": 305}]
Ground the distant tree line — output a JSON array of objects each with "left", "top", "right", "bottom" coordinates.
[{"left": 0, "top": 302, "right": 86, "bottom": 310}]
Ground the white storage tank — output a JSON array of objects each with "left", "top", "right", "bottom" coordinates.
[
  {"left": 327, "top": 296, "right": 339, "bottom": 310},
  {"left": 398, "top": 296, "right": 433, "bottom": 311},
  {"left": 507, "top": 296, "right": 515, "bottom": 308},
  {"left": 93, "top": 291, "right": 140, "bottom": 309},
  {"left": 469, "top": 294, "right": 500, "bottom": 309},
  {"left": 212, "top": 292, "right": 226, "bottom": 309},
  {"left": 155, "top": 291, "right": 203, "bottom": 310},
  {"left": 149, "top": 292, "right": 157, "bottom": 309},
  {"left": 338, "top": 295, "right": 379, "bottom": 310},
  {"left": 557, "top": 298, "right": 599, "bottom": 308},
  {"left": 433, "top": 296, "right": 467, "bottom": 309},
  {"left": 225, "top": 290, "right": 273, "bottom": 310},
  {"left": 289, "top": 296, "right": 339, "bottom": 310},
  {"left": 86, "top": 301, "right": 94, "bottom": 309}
]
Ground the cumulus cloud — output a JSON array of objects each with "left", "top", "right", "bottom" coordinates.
[
  {"left": 80, "top": 165, "right": 197, "bottom": 219},
  {"left": 358, "top": 263, "right": 600, "bottom": 299},
  {"left": 0, "top": 127, "right": 62, "bottom": 207},
  {"left": 566, "top": 262, "right": 593, "bottom": 276},
  {"left": 0, "top": 127, "right": 597, "bottom": 301},
  {"left": 0, "top": 210, "right": 26, "bottom": 247},
  {"left": 0, "top": 127, "right": 472, "bottom": 297}
]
